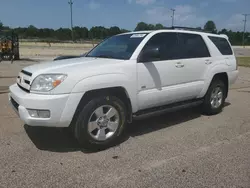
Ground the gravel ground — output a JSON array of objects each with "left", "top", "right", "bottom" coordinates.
[
  {"left": 0, "top": 71, "right": 250, "bottom": 187},
  {"left": 233, "top": 46, "right": 250, "bottom": 57}
]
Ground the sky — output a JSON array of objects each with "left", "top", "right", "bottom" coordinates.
[{"left": 0, "top": 0, "right": 249, "bottom": 31}]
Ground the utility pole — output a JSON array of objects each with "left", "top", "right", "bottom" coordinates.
[
  {"left": 242, "top": 14, "right": 250, "bottom": 47},
  {"left": 171, "top": 8, "right": 175, "bottom": 27},
  {"left": 68, "top": 0, "right": 74, "bottom": 41}
]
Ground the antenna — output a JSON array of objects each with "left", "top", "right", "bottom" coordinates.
[{"left": 68, "top": 0, "right": 74, "bottom": 41}]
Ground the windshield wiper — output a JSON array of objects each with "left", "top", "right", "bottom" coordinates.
[{"left": 95, "top": 55, "right": 115, "bottom": 59}]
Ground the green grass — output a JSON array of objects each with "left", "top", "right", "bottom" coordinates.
[{"left": 237, "top": 57, "right": 250, "bottom": 67}]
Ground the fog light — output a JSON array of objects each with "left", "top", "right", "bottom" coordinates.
[
  {"left": 28, "top": 109, "right": 50, "bottom": 118},
  {"left": 38, "top": 110, "right": 50, "bottom": 118},
  {"left": 28, "top": 109, "right": 39, "bottom": 118}
]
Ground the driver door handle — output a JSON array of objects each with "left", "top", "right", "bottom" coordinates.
[{"left": 175, "top": 62, "right": 184, "bottom": 68}]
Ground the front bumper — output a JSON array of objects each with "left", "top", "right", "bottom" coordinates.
[{"left": 9, "top": 84, "right": 83, "bottom": 127}]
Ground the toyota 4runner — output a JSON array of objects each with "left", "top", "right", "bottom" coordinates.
[{"left": 9, "top": 29, "right": 239, "bottom": 150}]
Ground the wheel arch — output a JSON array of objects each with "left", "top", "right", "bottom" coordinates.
[
  {"left": 70, "top": 86, "right": 133, "bottom": 127},
  {"left": 198, "top": 62, "right": 230, "bottom": 98},
  {"left": 199, "top": 72, "right": 229, "bottom": 98},
  {"left": 212, "top": 72, "right": 229, "bottom": 98},
  {"left": 71, "top": 74, "right": 137, "bottom": 111}
]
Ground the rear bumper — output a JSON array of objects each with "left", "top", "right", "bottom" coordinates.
[
  {"left": 9, "top": 84, "right": 83, "bottom": 127},
  {"left": 227, "top": 70, "right": 239, "bottom": 86}
]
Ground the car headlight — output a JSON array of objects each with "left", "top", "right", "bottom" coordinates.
[{"left": 31, "top": 74, "right": 67, "bottom": 92}]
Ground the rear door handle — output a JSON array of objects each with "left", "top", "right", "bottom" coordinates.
[
  {"left": 205, "top": 60, "right": 212, "bottom": 65},
  {"left": 175, "top": 62, "right": 184, "bottom": 68}
]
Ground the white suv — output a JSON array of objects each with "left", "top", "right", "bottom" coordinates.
[{"left": 9, "top": 29, "right": 239, "bottom": 150}]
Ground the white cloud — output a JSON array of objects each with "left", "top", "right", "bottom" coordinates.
[
  {"left": 222, "top": 14, "right": 245, "bottom": 31},
  {"left": 146, "top": 5, "right": 207, "bottom": 27},
  {"left": 220, "top": 0, "right": 237, "bottom": 2},
  {"left": 129, "top": 0, "right": 156, "bottom": 5},
  {"left": 89, "top": 1, "right": 100, "bottom": 10},
  {"left": 174, "top": 5, "right": 193, "bottom": 15},
  {"left": 199, "top": 2, "right": 209, "bottom": 8}
]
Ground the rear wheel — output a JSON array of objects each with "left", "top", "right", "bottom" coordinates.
[
  {"left": 73, "top": 95, "right": 127, "bottom": 150},
  {"left": 14, "top": 53, "right": 20, "bottom": 60},
  {"left": 202, "top": 79, "right": 226, "bottom": 115}
]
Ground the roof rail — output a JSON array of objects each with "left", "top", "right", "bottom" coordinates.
[
  {"left": 165, "top": 26, "right": 213, "bottom": 33},
  {"left": 219, "top": 34, "right": 229, "bottom": 39}
]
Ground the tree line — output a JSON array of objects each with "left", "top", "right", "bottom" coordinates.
[
  {"left": 0, "top": 23, "right": 130, "bottom": 41},
  {"left": 0, "top": 20, "right": 249, "bottom": 45}
]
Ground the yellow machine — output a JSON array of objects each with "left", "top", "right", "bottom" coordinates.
[{"left": 0, "top": 31, "right": 20, "bottom": 62}]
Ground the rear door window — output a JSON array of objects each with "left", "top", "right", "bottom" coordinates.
[
  {"left": 208, "top": 36, "right": 233, "bottom": 55},
  {"left": 178, "top": 33, "right": 211, "bottom": 59}
]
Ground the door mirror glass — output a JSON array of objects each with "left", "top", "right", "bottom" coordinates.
[{"left": 139, "top": 47, "right": 160, "bottom": 62}]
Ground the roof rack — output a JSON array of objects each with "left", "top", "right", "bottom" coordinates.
[{"left": 165, "top": 26, "right": 213, "bottom": 33}]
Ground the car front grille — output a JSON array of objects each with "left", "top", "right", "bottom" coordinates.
[
  {"left": 24, "top": 80, "right": 30, "bottom": 85},
  {"left": 17, "top": 69, "right": 32, "bottom": 93},
  {"left": 21, "top": 70, "right": 32, "bottom": 76},
  {"left": 17, "top": 83, "right": 30, "bottom": 93}
]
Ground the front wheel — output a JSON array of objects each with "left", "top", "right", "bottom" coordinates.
[
  {"left": 74, "top": 95, "right": 127, "bottom": 150},
  {"left": 202, "top": 79, "right": 226, "bottom": 115}
]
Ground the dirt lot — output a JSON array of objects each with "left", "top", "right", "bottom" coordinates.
[
  {"left": 0, "top": 46, "right": 250, "bottom": 187},
  {"left": 19, "top": 42, "right": 97, "bottom": 59}
]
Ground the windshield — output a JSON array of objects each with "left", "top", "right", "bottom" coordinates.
[{"left": 86, "top": 33, "right": 148, "bottom": 60}]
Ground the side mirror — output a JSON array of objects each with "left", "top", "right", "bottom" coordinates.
[{"left": 139, "top": 47, "right": 160, "bottom": 63}]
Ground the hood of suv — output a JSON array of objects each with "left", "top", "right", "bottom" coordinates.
[
  {"left": 23, "top": 57, "right": 125, "bottom": 77},
  {"left": 17, "top": 57, "right": 128, "bottom": 94}
]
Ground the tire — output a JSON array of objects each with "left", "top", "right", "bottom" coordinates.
[
  {"left": 73, "top": 95, "right": 127, "bottom": 150},
  {"left": 202, "top": 78, "right": 226, "bottom": 115},
  {"left": 14, "top": 53, "right": 20, "bottom": 60}
]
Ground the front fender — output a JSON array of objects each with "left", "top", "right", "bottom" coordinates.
[
  {"left": 71, "top": 74, "right": 138, "bottom": 112},
  {"left": 198, "top": 64, "right": 229, "bottom": 98}
]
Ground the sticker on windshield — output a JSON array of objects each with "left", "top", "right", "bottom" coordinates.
[{"left": 130, "top": 34, "right": 147, "bottom": 38}]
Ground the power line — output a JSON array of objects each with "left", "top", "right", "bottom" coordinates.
[
  {"left": 242, "top": 13, "right": 250, "bottom": 47},
  {"left": 68, "top": 0, "right": 74, "bottom": 41},
  {"left": 171, "top": 9, "right": 175, "bottom": 27}
]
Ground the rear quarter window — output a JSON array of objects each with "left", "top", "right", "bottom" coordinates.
[{"left": 208, "top": 36, "right": 233, "bottom": 55}]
